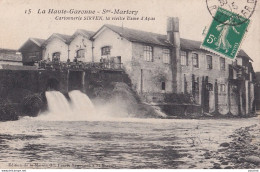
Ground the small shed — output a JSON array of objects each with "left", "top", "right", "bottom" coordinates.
[{"left": 19, "top": 38, "right": 45, "bottom": 66}]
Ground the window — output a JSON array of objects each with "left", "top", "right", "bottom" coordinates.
[
  {"left": 163, "top": 49, "right": 170, "bottom": 64},
  {"left": 207, "top": 83, "right": 213, "bottom": 91},
  {"left": 220, "top": 57, "right": 225, "bottom": 70},
  {"left": 192, "top": 53, "right": 199, "bottom": 68},
  {"left": 52, "top": 52, "right": 60, "bottom": 62},
  {"left": 76, "top": 49, "right": 86, "bottom": 58},
  {"left": 101, "top": 46, "right": 111, "bottom": 56},
  {"left": 220, "top": 84, "right": 226, "bottom": 92},
  {"left": 144, "top": 45, "right": 153, "bottom": 62},
  {"left": 206, "top": 55, "right": 212, "bottom": 69},
  {"left": 181, "top": 51, "right": 188, "bottom": 66},
  {"left": 194, "top": 82, "right": 199, "bottom": 92},
  {"left": 161, "top": 82, "right": 166, "bottom": 90}
]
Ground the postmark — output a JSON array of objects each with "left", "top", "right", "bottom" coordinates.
[
  {"left": 201, "top": 7, "right": 250, "bottom": 59},
  {"left": 206, "top": 0, "right": 257, "bottom": 25}
]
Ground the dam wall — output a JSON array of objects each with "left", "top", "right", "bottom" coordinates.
[{"left": 0, "top": 68, "right": 130, "bottom": 120}]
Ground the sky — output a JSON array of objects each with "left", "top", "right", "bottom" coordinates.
[{"left": 0, "top": 0, "right": 259, "bottom": 71}]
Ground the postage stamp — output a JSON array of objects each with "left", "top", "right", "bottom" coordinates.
[
  {"left": 206, "top": 0, "right": 257, "bottom": 26},
  {"left": 201, "top": 7, "right": 250, "bottom": 60}
]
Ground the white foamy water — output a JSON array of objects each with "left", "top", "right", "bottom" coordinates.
[
  {"left": 45, "top": 91, "right": 72, "bottom": 115},
  {"left": 69, "top": 90, "right": 95, "bottom": 113},
  {"left": 38, "top": 90, "right": 124, "bottom": 121}
]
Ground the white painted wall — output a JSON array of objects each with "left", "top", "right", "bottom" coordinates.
[
  {"left": 69, "top": 35, "right": 92, "bottom": 62},
  {"left": 93, "top": 28, "right": 132, "bottom": 63},
  {"left": 43, "top": 38, "right": 68, "bottom": 62}
]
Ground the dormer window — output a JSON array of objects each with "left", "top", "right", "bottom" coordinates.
[{"left": 101, "top": 46, "right": 111, "bottom": 56}]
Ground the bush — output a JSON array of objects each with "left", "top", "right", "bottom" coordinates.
[
  {"left": 22, "top": 93, "right": 44, "bottom": 117},
  {"left": 0, "top": 103, "right": 18, "bottom": 121}
]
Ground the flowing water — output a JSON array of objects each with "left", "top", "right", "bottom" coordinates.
[{"left": 0, "top": 91, "right": 259, "bottom": 169}]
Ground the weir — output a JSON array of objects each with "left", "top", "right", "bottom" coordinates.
[{"left": 42, "top": 90, "right": 96, "bottom": 120}]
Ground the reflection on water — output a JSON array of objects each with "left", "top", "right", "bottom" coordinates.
[{"left": 0, "top": 117, "right": 259, "bottom": 169}]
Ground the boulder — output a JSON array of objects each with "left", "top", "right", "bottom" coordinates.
[
  {"left": 245, "top": 156, "right": 260, "bottom": 165},
  {"left": 220, "top": 142, "right": 230, "bottom": 147}
]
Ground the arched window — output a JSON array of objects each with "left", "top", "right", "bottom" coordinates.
[
  {"left": 52, "top": 52, "right": 60, "bottom": 62},
  {"left": 76, "top": 49, "right": 86, "bottom": 58}
]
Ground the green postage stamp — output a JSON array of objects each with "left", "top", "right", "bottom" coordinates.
[{"left": 201, "top": 7, "right": 250, "bottom": 60}]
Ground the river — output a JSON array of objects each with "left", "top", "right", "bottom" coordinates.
[{"left": 0, "top": 116, "right": 259, "bottom": 169}]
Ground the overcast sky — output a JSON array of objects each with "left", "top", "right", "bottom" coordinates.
[{"left": 0, "top": 0, "right": 259, "bottom": 71}]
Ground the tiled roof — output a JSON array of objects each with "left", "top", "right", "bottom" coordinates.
[
  {"left": 101, "top": 24, "right": 172, "bottom": 46},
  {"left": 0, "top": 48, "right": 19, "bottom": 53},
  {"left": 95, "top": 24, "right": 252, "bottom": 61},
  {"left": 0, "top": 48, "right": 22, "bottom": 61},
  {"left": 180, "top": 38, "right": 252, "bottom": 61}
]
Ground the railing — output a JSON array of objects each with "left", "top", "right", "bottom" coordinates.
[{"left": 38, "top": 61, "right": 123, "bottom": 71}]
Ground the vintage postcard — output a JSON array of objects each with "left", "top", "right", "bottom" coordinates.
[{"left": 0, "top": 0, "right": 259, "bottom": 170}]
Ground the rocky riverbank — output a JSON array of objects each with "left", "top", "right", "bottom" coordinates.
[{"left": 209, "top": 124, "right": 260, "bottom": 169}]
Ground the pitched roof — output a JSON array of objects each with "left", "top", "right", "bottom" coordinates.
[
  {"left": 77, "top": 29, "right": 95, "bottom": 37},
  {"left": 42, "top": 33, "right": 72, "bottom": 46},
  {"left": 92, "top": 24, "right": 252, "bottom": 61},
  {"left": 92, "top": 24, "right": 172, "bottom": 46},
  {"left": 18, "top": 37, "right": 45, "bottom": 52},
  {"left": 53, "top": 33, "right": 72, "bottom": 43},
  {"left": 30, "top": 38, "right": 45, "bottom": 47},
  {"left": 70, "top": 29, "right": 95, "bottom": 41}
]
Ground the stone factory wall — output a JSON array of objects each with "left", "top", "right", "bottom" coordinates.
[{"left": 130, "top": 42, "right": 173, "bottom": 95}]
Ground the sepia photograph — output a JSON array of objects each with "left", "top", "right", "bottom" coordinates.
[{"left": 0, "top": 0, "right": 259, "bottom": 170}]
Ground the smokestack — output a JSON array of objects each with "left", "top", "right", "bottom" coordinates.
[
  {"left": 167, "top": 17, "right": 180, "bottom": 47},
  {"left": 167, "top": 17, "right": 181, "bottom": 93}
]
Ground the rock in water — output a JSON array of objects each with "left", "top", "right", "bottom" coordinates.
[
  {"left": 245, "top": 156, "right": 260, "bottom": 165},
  {"left": 220, "top": 142, "right": 230, "bottom": 147}
]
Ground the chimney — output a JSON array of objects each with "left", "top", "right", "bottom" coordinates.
[
  {"left": 167, "top": 17, "right": 182, "bottom": 93},
  {"left": 167, "top": 17, "right": 180, "bottom": 47}
]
